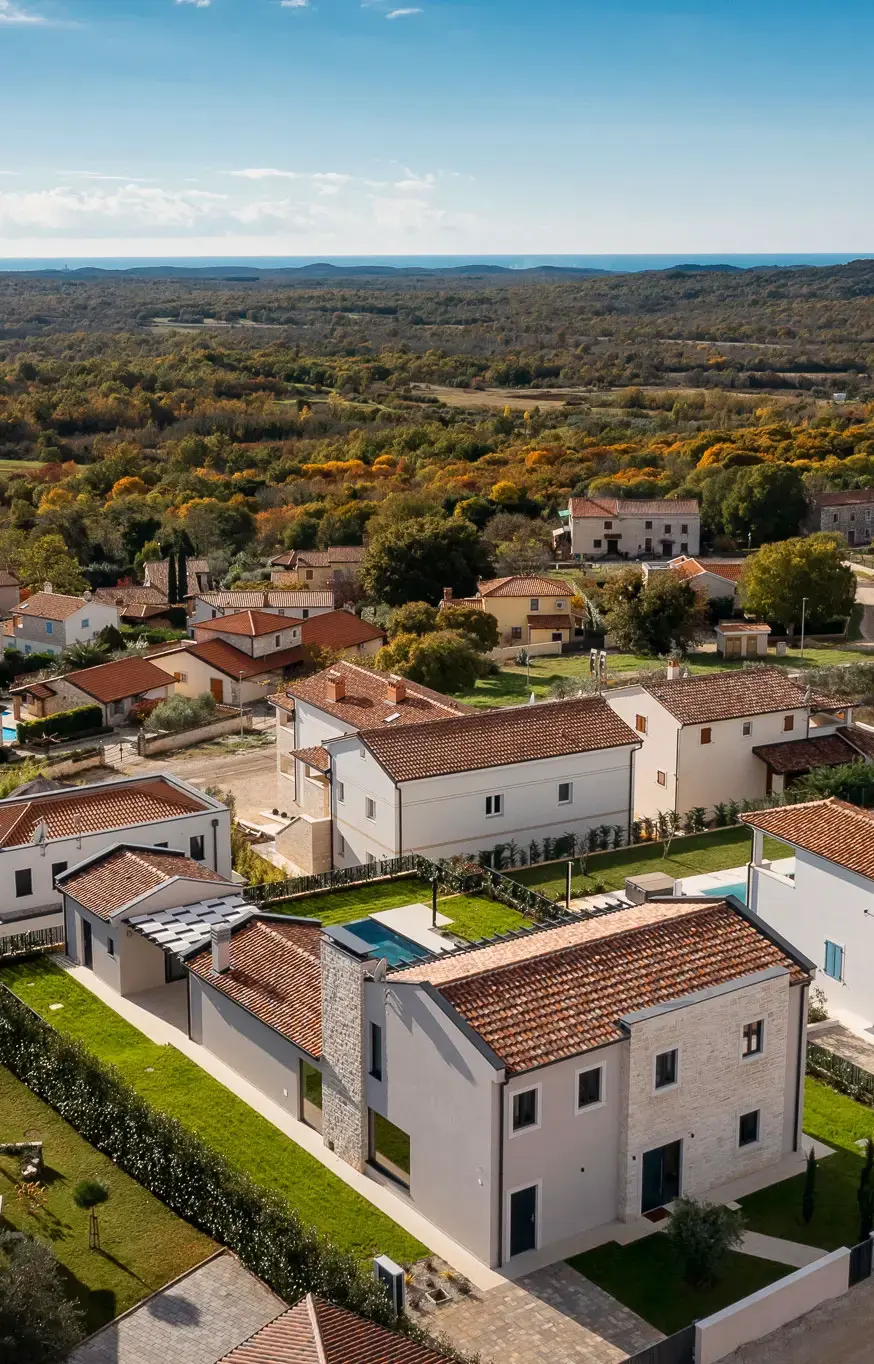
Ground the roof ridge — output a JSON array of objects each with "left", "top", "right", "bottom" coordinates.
[{"left": 306, "top": 1296, "right": 329, "bottom": 1364}]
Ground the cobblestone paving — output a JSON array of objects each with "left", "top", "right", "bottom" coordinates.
[
  {"left": 811, "top": 1021, "right": 874, "bottom": 1075},
  {"left": 435, "top": 1263, "right": 662, "bottom": 1364},
  {"left": 68, "top": 1252, "right": 283, "bottom": 1364}
]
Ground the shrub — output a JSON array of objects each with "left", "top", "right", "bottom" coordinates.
[
  {"left": 17, "top": 705, "right": 104, "bottom": 743},
  {"left": 0, "top": 1229, "right": 84, "bottom": 1362},
  {"left": 145, "top": 692, "right": 218, "bottom": 734},
  {"left": 666, "top": 1196, "right": 745, "bottom": 1288}
]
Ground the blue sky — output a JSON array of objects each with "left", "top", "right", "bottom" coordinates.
[{"left": 0, "top": 0, "right": 868, "bottom": 257}]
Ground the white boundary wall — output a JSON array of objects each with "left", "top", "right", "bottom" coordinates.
[
  {"left": 487, "top": 641, "right": 563, "bottom": 662},
  {"left": 695, "top": 1248, "right": 850, "bottom": 1364}
]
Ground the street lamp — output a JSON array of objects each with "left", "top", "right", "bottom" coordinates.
[{"left": 800, "top": 597, "right": 809, "bottom": 659}]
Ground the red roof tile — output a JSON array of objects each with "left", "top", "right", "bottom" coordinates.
[
  {"left": 717, "top": 621, "right": 770, "bottom": 633},
  {"left": 198, "top": 609, "right": 297, "bottom": 638},
  {"left": 300, "top": 610, "right": 384, "bottom": 650},
  {"left": 60, "top": 846, "right": 227, "bottom": 919},
  {"left": 477, "top": 575, "right": 574, "bottom": 598},
  {"left": 283, "top": 660, "right": 468, "bottom": 728},
  {"left": 569, "top": 497, "right": 700, "bottom": 517},
  {"left": 0, "top": 777, "right": 209, "bottom": 850},
  {"left": 188, "top": 918, "right": 323, "bottom": 1056},
  {"left": 752, "top": 734, "right": 859, "bottom": 775},
  {"left": 641, "top": 668, "right": 813, "bottom": 725},
  {"left": 291, "top": 746, "right": 331, "bottom": 772},
  {"left": 156, "top": 638, "right": 304, "bottom": 679},
  {"left": 219, "top": 1296, "right": 450, "bottom": 1364},
  {"left": 94, "top": 586, "right": 168, "bottom": 607},
  {"left": 65, "top": 656, "right": 173, "bottom": 704},
  {"left": 814, "top": 489, "right": 874, "bottom": 507},
  {"left": 527, "top": 614, "right": 577, "bottom": 629},
  {"left": 742, "top": 797, "right": 874, "bottom": 881},
  {"left": 16, "top": 591, "right": 89, "bottom": 622}
]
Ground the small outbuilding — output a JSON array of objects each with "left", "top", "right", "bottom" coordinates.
[{"left": 715, "top": 620, "right": 771, "bottom": 659}]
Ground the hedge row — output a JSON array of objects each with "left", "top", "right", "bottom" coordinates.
[
  {"left": 17, "top": 703, "right": 103, "bottom": 742},
  {"left": 0, "top": 985, "right": 469, "bottom": 1359}
]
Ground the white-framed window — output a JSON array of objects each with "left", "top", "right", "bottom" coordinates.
[
  {"left": 336, "top": 780, "right": 345, "bottom": 803},
  {"left": 485, "top": 793, "right": 504, "bottom": 817},
  {"left": 558, "top": 781, "right": 573, "bottom": 805},
  {"left": 663, "top": 524, "right": 671, "bottom": 534},
  {"left": 510, "top": 1086, "right": 540, "bottom": 1135},
  {"left": 576, "top": 1064, "right": 604, "bottom": 1112},
  {"left": 555, "top": 599, "right": 565, "bottom": 609},
  {"left": 604, "top": 520, "right": 613, "bottom": 530},
  {"left": 365, "top": 797, "right": 376, "bottom": 820},
  {"left": 738, "top": 1109, "right": 760, "bottom": 1148},
  {"left": 654, "top": 1047, "right": 679, "bottom": 1091},
  {"left": 530, "top": 598, "right": 540, "bottom": 611},
  {"left": 824, "top": 940, "right": 844, "bottom": 980},
  {"left": 174, "top": 671, "right": 188, "bottom": 684},
  {"left": 742, "top": 720, "right": 752, "bottom": 737},
  {"left": 741, "top": 1019, "right": 764, "bottom": 1058},
  {"left": 681, "top": 523, "right": 689, "bottom": 534}
]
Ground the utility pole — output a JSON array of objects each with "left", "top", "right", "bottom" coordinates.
[
  {"left": 566, "top": 860, "right": 573, "bottom": 909},
  {"left": 800, "top": 596, "right": 809, "bottom": 659}
]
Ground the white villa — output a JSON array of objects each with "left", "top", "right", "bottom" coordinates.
[{"left": 565, "top": 498, "right": 701, "bottom": 561}]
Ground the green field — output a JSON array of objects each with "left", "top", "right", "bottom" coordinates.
[
  {"left": 0, "top": 1065, "right": 213, "bottom": 1335},
  {"left": 267, "top": 875, "right": 526, "bottom": 941}
]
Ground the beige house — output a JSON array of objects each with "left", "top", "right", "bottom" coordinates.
[
  {"left": 716, "top": 621, "right": 771, "bottom": 658},
  {"left": 269, "top": 546, "right": 366, "bottom": 589},
  {"left": 443, "top": 575, "right": 581, "bottom": 646},
  {"left": 189, "top": 590, "right": 335, "bottom": 627},
  {"left": 11, "top": 656, "right": 173, "bottom": 726},
  {"left": 152, "top": 608, "right": 310, "bottom": 706}
]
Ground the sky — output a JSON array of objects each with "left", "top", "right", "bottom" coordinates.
[{"left": 0, "top": 0, "right": 870, "bottom": 258}]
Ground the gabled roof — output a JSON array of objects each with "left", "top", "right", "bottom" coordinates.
[
  {"left": 640, "top": 668, "right": 814, "bottom": 725},
  {"left": 360, "top": 696, "right": 640, "bottom": 783},
  {"left": 195, "top": 590, "right": 336, "bottom": 611},
  {"left": 299, "top": 609, "right": 384, "bottom": 650},
  {"left": 65, "top": 656, "right": 173, "bottom": 704},
  {"left": 270, "top": 546, "right": 366, "bottom": 569},
  {"left": 814, "top": 489, "right": 874, "bottom": 507},
  {"left": 742, "top": 798, "right": 874, "bottom": 882},
  {"left": 395, "top": 898, "right": 806, "bottom": 1074},
  {"left": 198, "top": 609, "right": 296, "bottom": 638},
  {"left": 218, "top": 1295, "right": 450, "bottom": 1364},
  {"left": 16, "top": 591, "right": 88, "bottom": 621},
  {"left": 281, "top": 660, "right": 468, "bottom": 728},
  {"left": 569, "top": 497, "right": 700, "bottom": 517},
  {"left": 144, "top": 558, "right": 210, "bottom": 595},
  {"left": 0, "top": 570, "right": 19, "bottom": 588},
  {"left": 155, "top": 637, "right": 304, "bottom": 680},
  {"left": 57, "top": 844, "right": 230, "bottom": 919},
  {"left": 188, "top": 917, "right": 323, "bottom": 1057},
  {"left": 477, "top": 575, "right": 573, "bottom": 598},
  {"left": 671, "top": 558, "right": 746, "bottom": 584},
  {"left": 94, "top": 586, "right": 168, "bottom": 607},
  {"left": 0, "top": 776, "right": 210, "bottom": 850},
  {"left": 752, "top": 732, "right": 861, "bottom": 775}
]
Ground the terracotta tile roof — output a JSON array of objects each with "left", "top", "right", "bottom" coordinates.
[
  {"left": 94, "top": 586, "right": 168, "bottom": 607},
  {"left": 156, "top": 637, "right": 304, "bottom": 680},
  {"left": 144, "top": 558, "right": 210, "bottom": 594},
  {"left": 839, "top": 725, "right": 874, "bottom": 760},
  {"left": 284, "top": 660, "right": 468, "bottom": 729},
  {"left": 65, "top": 656, "right": 173, "bottom": 704},
  {"left": 527, "top": 614, "right": 576, "bottom": 629},
  {"left": 477, "top": 575, "right": 574, "bottom": 598},
  {"left": 670, "top": 558, "right": 746, "bottom": 584},
  {"left": 742, "top": 797, "right": 874, "bottom": 881},
  {"left": 300, "top": 610, "right": 384, "bottom": 650},
  {"left": 196, "top": 590, "right": 336, "bottom": 611},
  {"left": 569, "top": 497, "right": 700, "bottom": 517},
  {"left": 361, "top": 696, "right": 639, "bottom": 783},
  {"left": 268, "top": 590, "right": 335, "bottom": 609},
  {"left": 0, "top": 570, "right": 19, "bottom": 588},
  {"left": 0, "top": 777, "right": 209, "bottom": 850},
  {"left": 198, "top": 609, "right": 297, "bottom": 639},
  {"left": 188, "top": 917, "right": 323, "bottom": 1056},
  {"left": 16, "top": 591, "right": 87, "bottom": 622},
  {"left": 717, "top": 621, "right": 770, "bottom": 634},
  {"left": 292, "top": 745, "right": 331, "bottom": 772},
  {"left": 219, "top": 1296, "right": 450, "bottom": 1364},
  {"left": 270, "top": 546, "right": 365, "bottom": 569},
  {"left": 641, "top": 668, "right": 813, "bottom": 724},
  {"left": 396, "top": 899, "right": 805, "bottom": 1073},
  {"left": 752, "top": 733, "right": 860, "bottom": 775},
  {"left": 13, "top": 681, "right": 56, "bottom": 700},
  {"left": 59, "top": 845, "right": 227, "bottom": 919},
  {"left": 439, "top": 595, "right": 485, "bottom": 611}
]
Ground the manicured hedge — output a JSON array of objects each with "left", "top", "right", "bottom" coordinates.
[{"left": 17, "top": 704, "right": 104, "bottom": 742}]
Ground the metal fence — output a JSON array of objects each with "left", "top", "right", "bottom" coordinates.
[
  {"left": 807, "top": 1042, "right": 874, "bottom": 1108},
  {"left": 0, "top": 926, "right": 64, "bottom": 960},
  {"left": 849, "top": 1236, "right": 873, "bottom": 1286},
  {"left": 626, "top": 1325, "right": 695, "bottom": 1364}
]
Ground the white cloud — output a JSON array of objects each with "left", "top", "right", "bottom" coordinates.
[
  {"left": 231, "top": 168, "right": 300, "bottom": 181},
  {"left": 280, "top": 0, "right": 309, "bottom": 7},
  {"left": 386, "top": 7, "right": 422, "bottom": 16},
  {"left": 175, "top": 0, "right": 212, "bottom": 8},
  {"left": 61, "top": 172, "right": 154, "bottom": 183},
  {"left": 0, "top": 0, "right": 49, "bottom": 24}
]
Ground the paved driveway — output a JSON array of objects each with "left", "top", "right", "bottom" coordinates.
[{"left": 435, "top": 1263, "right": 662, "bottom": 1364}]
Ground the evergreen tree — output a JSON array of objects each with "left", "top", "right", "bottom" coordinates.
[
  {"left": 166, "top": 551, "right": 178, "bottom": 605},
  {"left": 802, "top": 1147, "right": 817, "bottom": 1225},
  {"left": 176, "top": 546, "right": 188, "bottom": 601}
]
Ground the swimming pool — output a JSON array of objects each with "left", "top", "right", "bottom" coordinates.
[
  {"left": 344, "top": 917, "right": 429, "bottom": 968},
  {"left": 702, "top": 881, "right": 747, "bottom": 904}
]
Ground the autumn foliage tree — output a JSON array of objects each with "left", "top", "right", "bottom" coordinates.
[
  {"left": 599, "top": 567, "right": 707, "bottom": 655},
  {"left": 741, "top": 534, "right": 856, "bottom": 634}
]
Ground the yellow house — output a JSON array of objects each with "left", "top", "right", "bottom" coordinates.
[
  {"left": 443, "top": 575, "right": 581, "bottom": 646},
  {"left": 269, "top": 546, "right": 365, "bottom": 590}
]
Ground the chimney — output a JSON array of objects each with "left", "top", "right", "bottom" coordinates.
[
  {"left": 44, "top": 582, "right": 52, "bottom": 594},
  {"left": 387, "top": 675, "right": 407, "bottom": 705},
  {"left": 326, "top": 672, "right": 346, "bottom": 702},
  {"left": 442, "top": 587, "right": 452, "bottom": 603},
  {"left": 666, "top": 659, "right": 681, "bottom": 681},
  {"left": 211, "top": 923, "right": 231, "bottom": 974},
  {"left": 83, "top": 589, "right": 92, "bottom": 603}
]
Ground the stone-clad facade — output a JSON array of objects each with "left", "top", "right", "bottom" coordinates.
[{"left": 320, "top": 936, "right": 369, "bottom": 1169}]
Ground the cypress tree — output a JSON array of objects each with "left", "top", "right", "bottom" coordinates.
[
  {"left": 167, "top": 551, "right": 178, "bottom": 605},
  {"left": 802, "top": 1147, "right": 817, "bottom": 1225},
  {"left": 177, "top": 546, "right": 188, "bottom": 601}
]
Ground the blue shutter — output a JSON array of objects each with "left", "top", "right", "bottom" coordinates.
[{"left": 825, "top": 941, "right": 844, "bottom": 980}]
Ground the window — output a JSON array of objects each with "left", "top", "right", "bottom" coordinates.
[
  {"left": 14, "top": 868, "right": 32, "bottom": 898},
  {"left": 51, "top": 861, "right": 67, "bottom": 881},
  {"left": 635, "top": 714, "right": 648, "bottom": 734},
  {"left": 824, "top": 940, "right": 844, "bottom": 980},
  {"left": 511, "top": 626, "right": 522, "bottom": 640},
  {"left": 305, "top": 569, "right": 314, "bottom": 580},
  {"left": 738, "top": 1109, "right": 760, "bottom": 1147},
  {"left": 300, "top": 1059, "right": 323, "bottom": 1132},
  {"left": 576, "top": 1066, "right": 603, "bottom": 1110},
  {"left": 645, "top": 520, "right": 653, "bottom": 530},
  {"left": 45, "top": 621, "right": 53, "bottom": 635},
  {"left": 212, "top": 609, "right": 218, "bottom": 619},
  {"left": 654, "top": 1048, "right": 678, "bottom": 1090},
  {"left": 530, "top": 598, "right": 540, "bottom": 611},
  {"left": 275, "top": 635, "right": 281, "bottom": 648},
  {"left": 485, "top": 793, "right": 504, "bottom": 817},
  {"left": 593, "top": 539, "right": 602, "bottom": 549},
  {"left": 657, "top": 770, "right": 666, "bottom": 786},
  {"left": 511, "top": 1088, "right": 538, "bottom": 1133},
  {"left": 365, "top": 797, "right": 376, "bottom": 820},
  {"left": 337, "top": 832, "right": 346, "bottom": 857},
  {"left": 604, "top": 520, "right": 613, "bottom": 530},
  {"left": 81, "top": 618, "right": 89, "bottom": 629},
  {"left": 369, "top": 1110, "right": 410, "bottom": 1187},
  {"left": 336, "top": 780, "right": 345, "bottom": 803},
  {"left": 783, "top": 715, "right": 795, "bottom": 732},
  {"left": 302, "top": 609, "right": 309, "bottom": 619},
  {"left": 190, "top": 834, "right": 205, "bottom": 861},
  {"left": 833, "top": 512, "right": 839, "bottom": 523},
  {"left": 645, "top": 538, "right": 652, "bottom": 552},
  {"left": 700, "top": 727, "right": 712, "bottom": 745},
  {"left": 174, "top": 672, "right": 188, "bottom": 684},
  {"left": 370, "top": 1022, "right": 383, "bottom": 1080},
  {"left": 664, "top": 524, "right": 671, "bottom": 534},
  {"left": 742, "top": 1020, "right": 764, "bottom": 1057},
  {"left": 107, "top": 938, "right": 115, "bottom": 958},
  {"left": 742, "top": 720, "right": 752, "bottom": 737},
  {"left": 681, "top": 523, "right": 689, "bottom": 534},
  {"left": 680, "top": 542, "right": 688, "bottom": 553},
  {"left": 360, "top": 745, "right": 366, "bottom": 760},
  {"left": 155, "top": 842, "right": 169, "bottom": 848}
]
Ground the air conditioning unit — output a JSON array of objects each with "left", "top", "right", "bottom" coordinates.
[{"left": 373, "top": 1254, "right": 406, "bottom": 1315}]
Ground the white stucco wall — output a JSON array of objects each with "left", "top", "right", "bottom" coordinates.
[
  {"left": 570, "top": 511, "right": 700, "bottom": 560},
  {"left": 189, "top": 974, "right": 308, "bottom": 1116}
]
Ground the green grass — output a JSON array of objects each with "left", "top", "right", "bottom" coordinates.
[
  {"left": 569, "top": 1235, "right": 787, "bottom": 1335},
  {"left": 509, "top": 826, "right": 789, "bottom": 900},
  {"left": 0, "top": 1065, "right": 213, "bottom": 1334},
  {"left": 740, "top": 1078, "right": 874, "bottom": 1251},
  {"left": 0, "top": 958, "right": 425, "bottom": 1265},
  {"left": 268, "top": 875, "right": 526, "bottom": 940}
]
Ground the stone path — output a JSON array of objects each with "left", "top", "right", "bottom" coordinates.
[
  {"left": 68, "top": 1252, "right": 283, "bottom": 1364},
  {"left": 810, "top": 1020, "right": 874, "bottom": 1075},
  {"left": 737, "top": 1230, "right": 826, "bottom": 1269},
  {"left": 435, "top": 1263, "right": 662, "bottom": 1364}
]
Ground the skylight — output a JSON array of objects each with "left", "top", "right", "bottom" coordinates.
[{"left": 384, "top": 712, "right": 401, "bottom": 723}]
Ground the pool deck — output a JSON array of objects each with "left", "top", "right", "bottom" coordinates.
[
  {"left": 677, "top": 857, "right": 794, "bottom": 902},
  {"left": 370, "top": 902, "right": 455, "bottom": 954}
]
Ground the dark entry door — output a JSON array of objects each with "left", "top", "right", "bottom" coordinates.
[
  {"left": 606, "top": 538, "right": 620, "bottom": 555},
  {"left": 509, "top": 1185, "right": 537, "bottom": 1256},
  {"left": 82, "top": 920, "right": 93, "bottom": 969},
  {"left": 641, "top": 1140, "right": 682, "bottom": 1213},
  {"left": 165, "top": 952, "right": 187, "bottom": 983}
]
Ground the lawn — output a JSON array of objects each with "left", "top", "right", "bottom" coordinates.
[
  {"left": 454, "top": 643, "right": 871, "bottom": 708},
  {"left": 267, "top": 875, "right": 526, "bottom": 941},
  {"left": 509, "top": 826, "right": 789, "bottom": 901},
  {"left": 569, "top": 1235, "right": 787, "bottom": 1335},
  {"left": 0, "top": 1065, "right": 213, "bottom": 1335},
  {"left": 740, "top": 1078, "right": 874, "bottom": 1251},
  {"left": 0, "top": 958, "right": 425, "bottom": 1265}
]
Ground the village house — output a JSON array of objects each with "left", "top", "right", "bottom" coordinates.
[
  {"left": 151, "top": 609, "right": 306, "bottom": 706},
  {"left": 0, "top": 569, "right": 21, "bottom": 615},
  {"left": 645, "top": 555, "right": 746, "bottom": 606},
  {"left": 4, "top": 587, "right": 120, "bottom": 658},
  {"left": 0, "top": 772, "right": 232, "bottom": 940},
  {"left": 298, "top": 608, "right": 384, "bottom": 661},
  {"left": 607, "top": 667, "right": 859, "bottom": 818},
  {"left": 565, "top": 497, "right": 701, "bottom": 561},
  {"left": 268, "top": 545, "right": 366, "bottom": 589},
  {"left": 94, "top": 585, "right": 177, "bottom": 628},
  {"left": 743, "top": 798, "right": 874, "bottom": 1030},
  {"left": 10, "top": 655, "right": 174, "bottom": 727},
  {"left": 805, "top": 488, "right": 874, "bottom": 546},
  {"left": 144, "top": 557, "right": 212, "bottom": 596},
  {"left": 442, "top": 575, "right": 581, "bottom": 647},
  {"left": 188, "top": 589, "right": 335, "bottom": 627}
]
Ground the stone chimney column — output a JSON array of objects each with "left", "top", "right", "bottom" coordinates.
[{"left": 320, "top": 930, "right": 369, "bottom": 1170}]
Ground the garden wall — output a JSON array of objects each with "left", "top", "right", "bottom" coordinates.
[
  {"left": 695, "top": 1248, "right": 850, "bottom": 1364},
  {"left": 138, "top": 710, "right": 251, "bottom": 755},
  {"left": 487, "top": 640, "right": 562, "bottom": 662}
]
